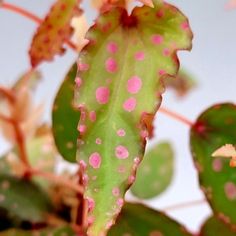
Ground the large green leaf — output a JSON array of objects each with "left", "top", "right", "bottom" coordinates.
[
  {"left": 190, "top": 103, "right": 236, "bottom": 226},
  {"left": 108, "top": 203, "right": 192, "bottom": 236},
  {"left": 200, "top": 216, "right": 236, "bottom": 236},
  {"left": 75, "top": 1, "right": 192, "bottom": 235},
  {"left": 131, "top": 141, "right": 174, "bottom": 199},
  {"left": 0, "top": 174, "right": 53, "bottom": 224},
  {"left": 52, "top": 63, "right": 80, "bottom": 163},
  {"left": 0, "top": 226, "right": 75, "bottom": 236},
  {"left": 29, "top": 0, "right": 81, "bottom": 67}
]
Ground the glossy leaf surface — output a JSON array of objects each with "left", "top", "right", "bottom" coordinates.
[
  {"left": 75, "top": 1, "right": 192, "bottom": 235},
  {"left": 108, "top": 203, "right": 192, "bottom": 236},
  {"left": 29, "top": 0, "right": 81, "bottom": 67},
  {"left": 131, "top": 141, "right": 174, "bottom": 199},
  {"left": 52, "top": 63, "right": 80, "bottom": 163},
  {"left": 190, "top": 103, "right": 236, "bottom": 225}
]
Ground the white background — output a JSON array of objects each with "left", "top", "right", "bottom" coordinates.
[{"left": 0, "top": 0, "right": 236, "bottom": 234}]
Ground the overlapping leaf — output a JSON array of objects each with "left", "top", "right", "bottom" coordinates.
[
  {"left": 190, "top": 103, "right": 236, "bottom": 226},
  {"left": 0, "top": 174, "right": 53, "bottom": 225},
  {"left": 108, "top": 203, "right": 192, "bottom": 236},
  {"left": 29, "top": 0, "right": 81, "bottom": 67},
  {"left": 131, "top": 141, "right": 174, "bottom": 199},
  {"left": 200, "top": 216, "right": 236, "bottom": 236},
  {"left": 52, "top": 63, "right": 80, "bottom": 163},
  {"left": 75, "top": 1, "right": 192, "bottom": 234}
]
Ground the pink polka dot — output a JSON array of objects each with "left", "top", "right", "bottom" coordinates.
[
  {"left": 127, "top": 76, "right": 142, "bottom": 94},
  {"left": 123, "top": 97, "right": 136, "bottom": 112},
  {"left": 158, "top": 69, "right": 166, "bottom": 76},
  {"left": 78, "top": 62, "right": 89, "bottom": 71},
  {"left": 87, "top": 198, "right": 95, "bottom": 211},
  {"left": 118, "top": 165, "right": 126, "bottom": 173},
  {"left": 78, "top": 124, "right": 86, "bottom": 133},
  {"left": 105, "top": 58, "right": 117, "bottom": 73},
  {"left": 149, "top": 231, "right": 163, "bottom": 236},
  {"left": 116, "top": 198, "right": 124, "bottom": 207},
  {"left": 112, "top": 187, "right": 120, "bottom": 197},
  {"left": 163, "top": 48, "right": 170, "bottom": 56},
  {"left": 128, "top": 175, "right": 136, "bottom": 184},
  {"left": 212, "top": 159, "right": 222, "bottom": 172},
  {"left": 107, "top": 42, "right": 118, "bottom": 54},
  {"left": 89, "top": 152, "right": 102, "bottom": 169},
  {"left": 181, "top": 21, "right": 189, "bottom": 30},
  {"left": 151, "top": 34, "right": 163, "bottom": 45},
  {"left": 75, "top": 77, "right": 82, "bottom": 87},
  {"left": 95, "top": 138, "right": 102, "bottom": 145},
  {"left": 117, "top": 129, "right": 126, "bottom": 137},
  {"left": 89, "top": 111, "right": 96, "bottom": 122},
  {"left": 115, "top": 145, "right": 129, "bottom": 159},
  {"left": 135, "top": 51, "right": 145, "bottom": 61},
  {"left": 225, "top": 182, "right": 236, "bottom": 200},
  {"left": 96, "top": 87, "right": 110, "bottom": 104}
]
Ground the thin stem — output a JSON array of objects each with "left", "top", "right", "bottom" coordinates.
[
  {"left": 1, "top": 2, "right": 77, "bottom": 51},
  {"left": 29, "top": 168, "right": 84, "bottom": 194},
  {"left": 0, "top": 86, "right": 15, "bottom": 103},
  {"left": 161, "top": 199, "right": 206, "bottom": 212},
  {"left": 159, "top": 107, "right": 194, "bottom": 127}
]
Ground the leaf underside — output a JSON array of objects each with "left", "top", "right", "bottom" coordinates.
[
  {"left": 108, "top": 203, "right": 192, "bottom": 236},
  {"left": 75, "top": 1, "right": 192, "bottom": 235},
  {"left": 131, "top": 141, "right": 174, "bottom": 199},
  {"left": 29, "top": 0, "right": 81, "bottom": 67},
  {"left": 52, "top": 63, "right": 80, "bottom": 163},
  {"left": 190, "top": 103, "right": 236, "bottom": 226}
]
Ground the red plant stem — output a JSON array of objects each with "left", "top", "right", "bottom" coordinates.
[
  {"left": 29, "top": 168, "right": 84, "bottom": 194},
  {"left": 0, "top": 86, "right": 15, "bottom": 103},
  {"left": 159, "top": 107, "right": 194, "bottom": 127},
  {"left": 161, "top": 199, "right": 206, "bottom": 212},
  {"left": 1, "top": 2, "right": 77, "bottom": 51}
]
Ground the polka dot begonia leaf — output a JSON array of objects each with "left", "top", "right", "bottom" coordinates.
[
  {"left": 190, "top": 103, "right": 236, "bottom": 227},
  {"left": 0, "top": 174, "right": 53, "bottom": 225},
  {"left": 200, "top": 216, "right": 236, "bottom": 236},
  {"left": 52, "top": 63, "right": 80, "bottom": 163},
  {"left": 108, "top": 203, "right": 192, "bottom": 236},
  {"left": 75, "top": 1, "right": 192, "bottom": 235},
  {"left": 29, "top": 0, "right": 81, "bottom": 67},
  {"left": 131, "top": 141, "right": 174, "bottom": 199}
]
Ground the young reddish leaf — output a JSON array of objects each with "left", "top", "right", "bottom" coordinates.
[
  {"left": 108, "top": 203, "right": 192, "bottom": 236},
  {"left": 52, "top": 63, "right": 80, "bottom": 163},
  {"left": 165, "top": 69, "right": 196, "bottom": 97},
  {"left": 29, "top": 0, "right": 81, "bottom": 67},
  {"left": 75, "top": 1, "right": 192, "bottom": 234},
  {"left": 131, "top": 142, "right": 174, "bottom": 199},
  {"left": 200, "top": 216, "right": 236, "bottom": 236},
  {"left": 190, "top": 103, "right": 236, "bottom": 226}
]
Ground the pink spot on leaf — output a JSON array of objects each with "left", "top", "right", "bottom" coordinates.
[
  {"left": 78, "top": 62, "right": 89, "bottom": 71},
  {"left": 115, "top": 145, "right": 129, "bottom": 159},
  {"left": 89, "top": 152, "right": 102, "bottom": 169},
  {"left": 225, "top": 182, "right": 236, "bottom": 200},
  {"left": 181, "top": 21, "right": 189, "bottom": 30},
  {"left": 159, "top": 69, "right": 166, "bottom": 76},
  {"left": 89, "top": 111, "right": 96, "bottom": 122},
  {"left": 212, "top": 159, "right": 222, "bottom": 172},
  {"left": 117, "top": 129, "right": 126, "bottom": 137},
  {"left": 78, "top": 125, "right": 86, "bottom": 133},
  {"left": 151, "top": 34, "right": 163, "bottom": 45},
  {"left": 96, "top": 87, "right": 110, "bottom": 104},
  {"left": 127, "top": 76, "right": 142, "bottom": 94},
  {"left": 75, "top": 77, "right": 82, "bottom": 87},
  {"left": 135, "top": 51, "right": 145, "bottom": 61},
  {"left": 123, "top": 97, "right": 136, "bottom": 112},
  {"left": 112, "top": 187, "right": 120, "bottom": 197},
  {"left": 107, "top": 42, "right": 118, "bottom": 54},
  {"left": 87, "top": 198, "right": 95, "bottom": 212},
  {"left": 95, "top": 138, "right": 102, "bottom": 145},
  {"left": 105, "top": 58, "right": 117, "bottom": 73}
]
